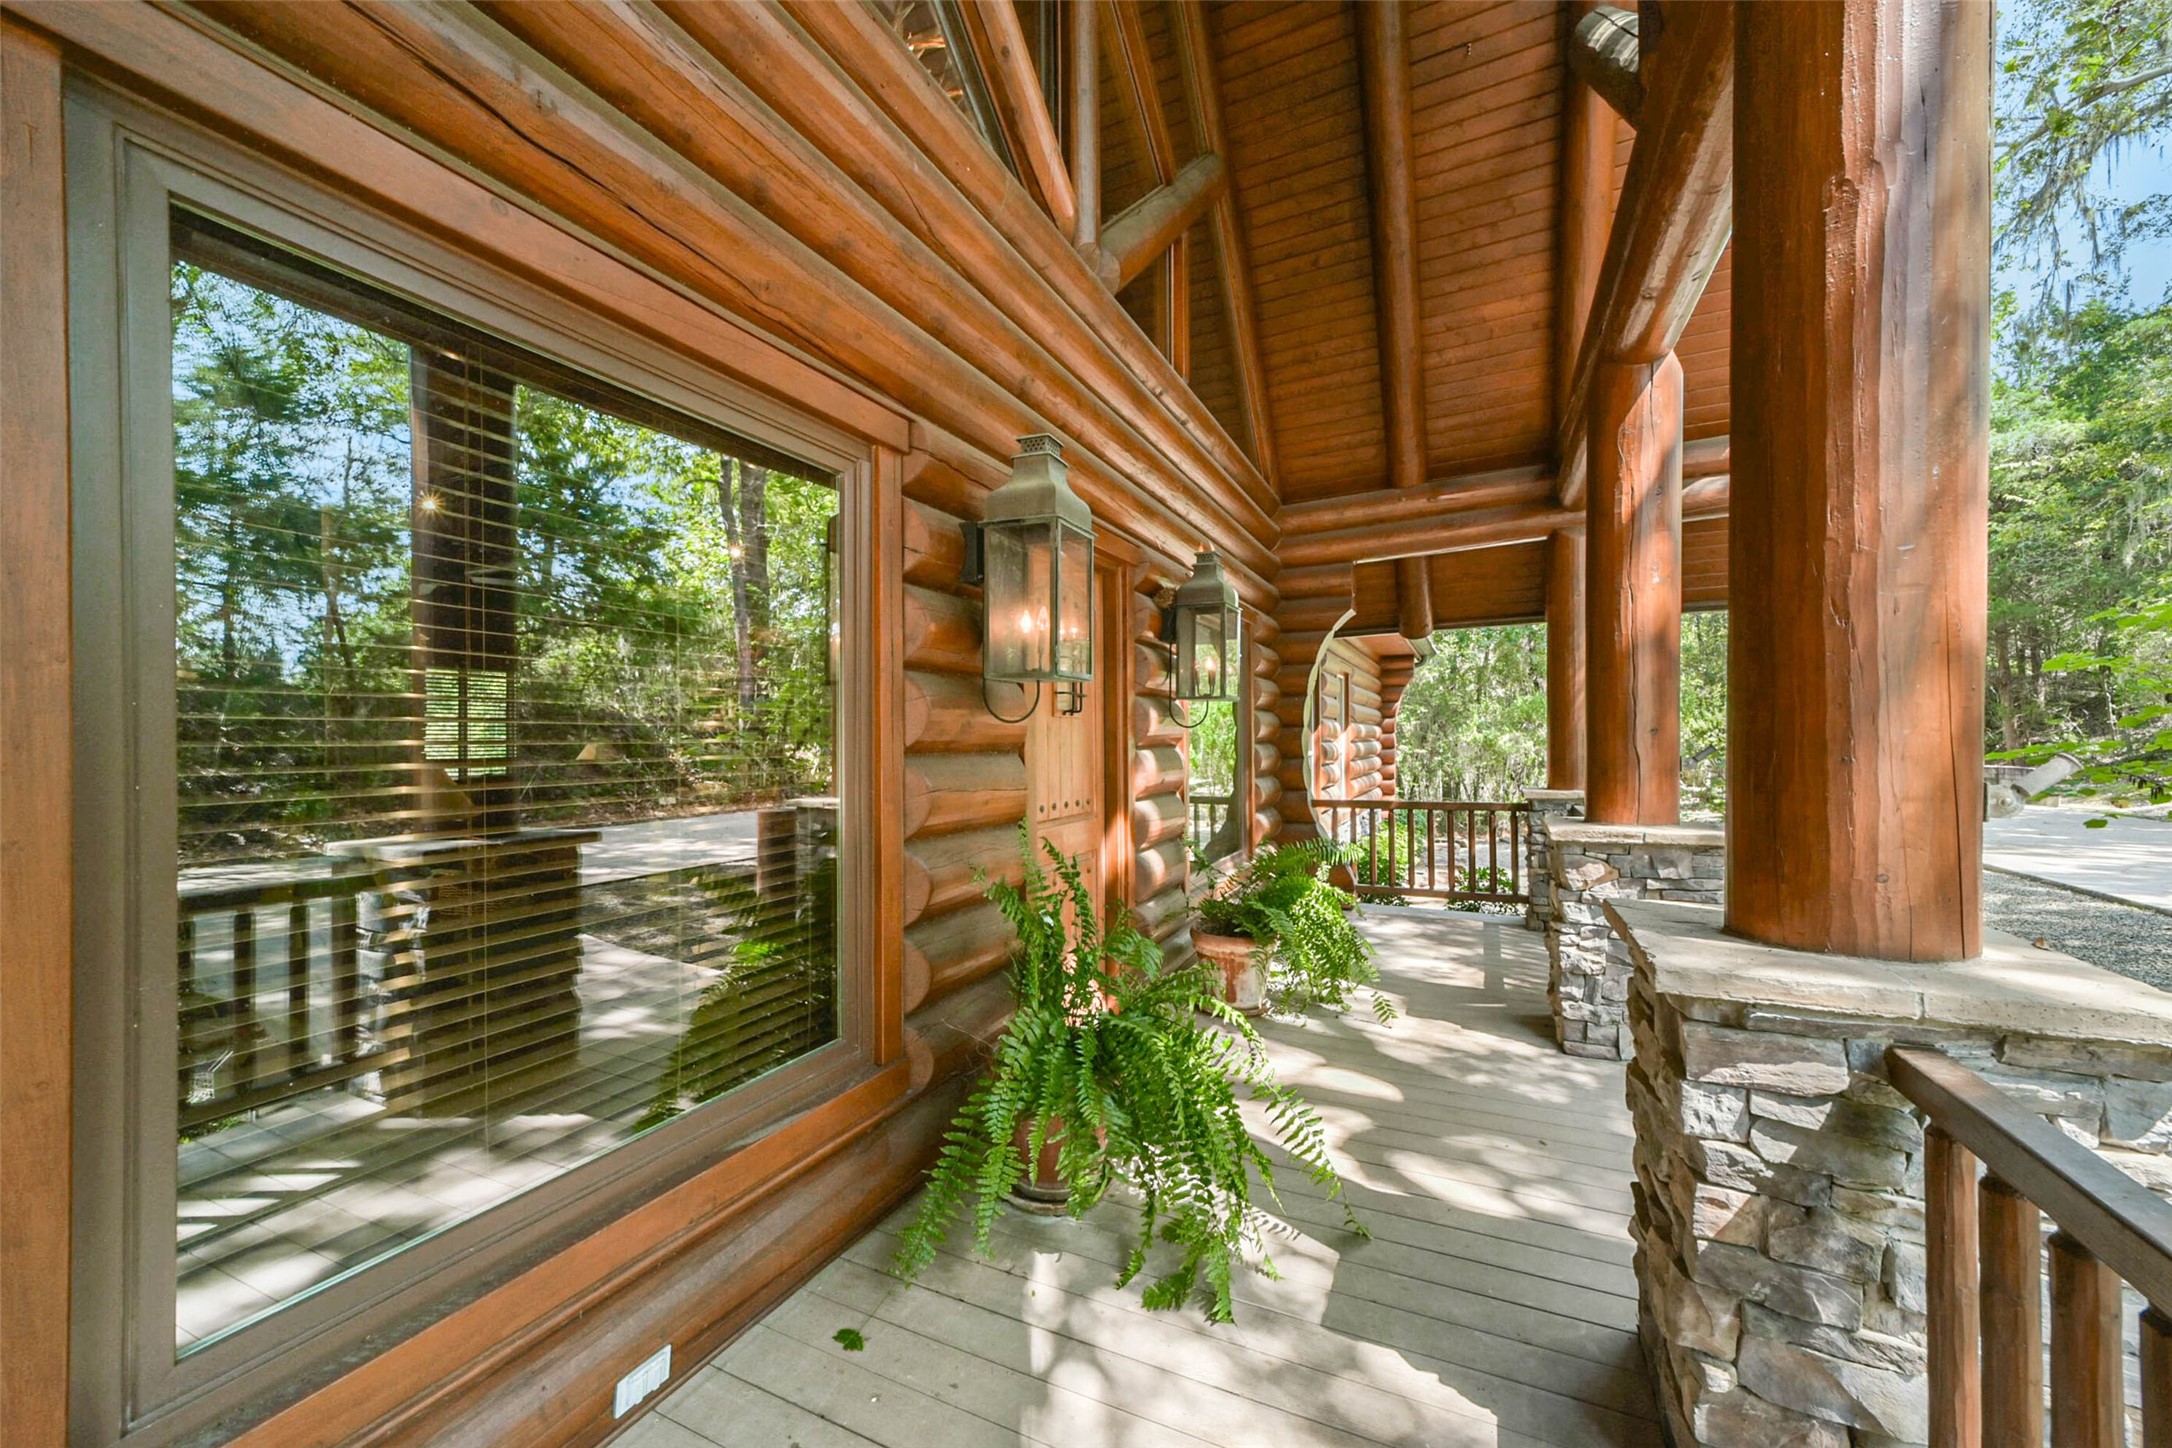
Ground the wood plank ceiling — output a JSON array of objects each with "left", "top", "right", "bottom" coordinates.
[{"left": 1198, "top": 0, "right": 1733, "bottom": 631}]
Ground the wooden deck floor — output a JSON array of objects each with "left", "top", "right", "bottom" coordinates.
[{"left": 623, "top": 909, "right": 1662, "bottom": 1448}]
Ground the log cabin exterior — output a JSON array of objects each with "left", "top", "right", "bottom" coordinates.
[{"left": 5, "top": 4, "right": 2170, "bottom": 1448}]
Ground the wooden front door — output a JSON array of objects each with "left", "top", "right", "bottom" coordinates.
[{"left": 1027, "top": 611, "right": 1104, "bottom": 913}]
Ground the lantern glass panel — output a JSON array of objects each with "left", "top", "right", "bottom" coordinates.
[
  {"left": 1053, "top": 523, "right": 1094, "bottom": 680},
  {"left": 982, "top": 519, "right": 1053, "bottom": 679}
]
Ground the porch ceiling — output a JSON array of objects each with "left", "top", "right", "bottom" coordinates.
[{"left": 1208, "top": 2, "right": 1734, "bottom": 624}]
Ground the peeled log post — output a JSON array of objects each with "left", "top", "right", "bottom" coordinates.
[
  {"left": 1546, "top": 529, "right": 1588, "bottom": 790},
  {"left": 1354, "top": 0, "right": 1433, "bottom": 642},
  {"left": 1727, "top": 0, "right": 1990, "bottom": 960},
  {"left": 1068, "top": 0, "right": 1099, "bottom": 253},
  {"left": 906, "top": 670, "right": 1027, "bottom": 753},
  {"left": 904, "top": 753, "right": 1027, "bottom": 839},
  {"left": 1584, "top": 353, "right": 1683, "bottom": 826}
]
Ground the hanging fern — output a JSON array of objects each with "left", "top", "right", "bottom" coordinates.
[
  {"left": 892, "top": 830, "right": 1359, "bottom": 1323},
  {"left": 1195, "top": 840, "right": 1394, "bottom": 1023}
]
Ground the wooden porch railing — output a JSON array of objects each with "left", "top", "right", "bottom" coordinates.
[
  {"left": 1308, "top": 798, "right": 1531, "bottom": 906},
  {"left": 179, "top": 863, "right": 376, "bottom": 1133},
  {"left": 1887, "top": 1046, "right": 2172, "bottom": 1446}
]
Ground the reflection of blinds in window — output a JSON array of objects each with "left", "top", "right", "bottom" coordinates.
[
  {"left": 423, "top": 666, "right": 510, "bottom": 778},
  {"left": 167, "top": 210, "right": 842, "bottom": 1353}
]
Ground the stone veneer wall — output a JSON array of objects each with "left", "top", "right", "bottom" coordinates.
[
  {"left": 1522, "top": 788, "right": 1583, "bottom": 935},
  {"left": 1612, "top": 899, "right": 2172, "bottom": 1448},
  {"left": 1537, "top": 816, "right": 1725, "bottom": 1060}
]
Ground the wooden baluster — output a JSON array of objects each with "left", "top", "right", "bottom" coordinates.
[
  {"left": 1486, "top": 807, "right": 1499, "bottom": 894},
  {"left": 231, "top": 906, "right": 258, "bottom": 1089},
  {"left": 287, "top": 900, "right": 311, "bottom": 1077},
  {"left": 2049, "top": 1230, "right": 2123, "bottom": 1448},
  {"left": 1464, "top": 808, "right": 1475, "bottom": 897},
  {"left": 2141, "top": 1305, "right": 2169, "bottom": 1448},
  {"left": 1426, "top": 806, "right": 1436, "bottom": 892},
  {"left": 1925, "top": 1125, "right": 1982, "bottom": 1446},
  {"left": 332, "top": 891, "right": 360, "bottom": 1063},
  {"left": 1978, "top": 1175, "right": 2044, "bottom": 1448},
  {"left": 1368, "top": 804, "right": 1379, "bottom": 890}
]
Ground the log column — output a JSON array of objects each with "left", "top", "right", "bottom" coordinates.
[
  {"left": 1583, "top": 353, "right": 1682, "bottom": 825},
  {"left": 1545, "top": 528, "right": 1587, "bottom": 790},
  {"left": 1727, "top": 0, "right": 1991, "bottom": 960}
]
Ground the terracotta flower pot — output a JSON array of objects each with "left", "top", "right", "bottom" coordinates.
[
  {"left": 1010, "top": 1116, "right": 1074, "bottom": 1213},
  {"left": 1192, "top": 929, "right": 1269, "bottom": 1015}
]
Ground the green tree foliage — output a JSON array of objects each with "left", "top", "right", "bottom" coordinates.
[
  {"left": 1392, "top": 626, "right": 1548, "bottom": 802},
  {"left": 173, "top": 261, "right": 839, "bottom": 863},
  {"left": 1990, "top": 302, "right": 2172, "bottom": 801},
  {"left": 1997, "top": 0, "right": 2172, "bottom": 314}
]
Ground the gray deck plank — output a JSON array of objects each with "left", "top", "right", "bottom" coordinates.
[{"left": 643, "top": 911, "right": 1661, "bottom": 1448}]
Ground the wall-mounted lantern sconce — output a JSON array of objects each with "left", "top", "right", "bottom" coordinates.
[
  {"left": 1163, "top": 549, "right": 1241, "bottom": 728},
  {"left": 960, "top": 435, "right": 1096, "bottom": 722}
]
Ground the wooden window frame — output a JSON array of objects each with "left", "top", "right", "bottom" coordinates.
[{"left": 63, "top": 78, "right": 904, "bottom": 1448}]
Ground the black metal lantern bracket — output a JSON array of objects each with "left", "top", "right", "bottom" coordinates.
[{"left": 1160, "top": 549, "right": 1241, "bottom": 728}]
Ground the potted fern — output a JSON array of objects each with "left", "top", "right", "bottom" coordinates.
[
  {"left": 893, "top": 832, "right": 1358, "bottom": 1322},
  {"left": 1194, "top": 840, "right": 1394, "bottom": 1021}
]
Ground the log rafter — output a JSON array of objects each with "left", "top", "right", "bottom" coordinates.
[
  {"left": 1105, "top": 0, "right": 1187, "bottom": 371},
  {"left": 189, "top": 0, "right": 1281, "bottom": 592},
  {"left": 1556, "top": 1, "right": 1733, "bottom": 509},
  {"left": 960, "top": 0, "right": 1077, "bottom": 239},
  {"left": 1354, "top": 0, "right": 1432, "bottom": 642},
  {"left": 1170, "top": 0, "right": 1278, "bottom": 482},
  {"left": 1279, "top": 439, "right": 1727, "bottom": 559},
  {"left": 764, "top": 0, "right": 1274, "bottom": 517}
]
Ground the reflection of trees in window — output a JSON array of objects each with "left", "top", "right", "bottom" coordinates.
[
  {"left": 165, "top": 217, "right": 846, "bottom": 1348},
  {"left": 1185, "top": 698, "right": 1240, "bottom": 861}
]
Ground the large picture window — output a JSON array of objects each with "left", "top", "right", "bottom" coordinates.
[{"left": 163, "top": 212, "right": 842, "bottom": 1351}]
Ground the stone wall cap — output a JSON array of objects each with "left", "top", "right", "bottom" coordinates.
[
  {"left": 1522, "top": 788, "right": 1586, "bottom": 804},
  {"left": 1607, "top": 899, "right": 2172, "bottom": 1047},
  {"left": 1548, "top": 821, "right": 1727, "bottom": 849}
]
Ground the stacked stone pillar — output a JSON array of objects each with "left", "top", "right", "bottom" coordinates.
[{"left": 1614, "top": 900, "right": 2172, "bottom": 1446}]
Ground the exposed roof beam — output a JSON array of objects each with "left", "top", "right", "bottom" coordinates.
[
  {"left": 1280, "top": 440, "right": 1725, "bottom": 543},
  {"left": 1105, "top": 0, "right": 1187, "bottom": 370},
  {"left": 1106, "top": 0, "right": 1175, "bottom": 179},
  {"left": 1555, "top": 1, "right": 1622, "bottom": 432},
  {"left": 1354, "top": 0, "right": 1431, "bottom": 642},
  {"left": 1556, "top": 1, "right": 1733, "bottom": 508},
  {"left": 961, "top": 0, "right": 1077, "bottom": 238},
  {"left": 1569, "top": 5, "right": 1642, "bottom": 126},
  {"left": 1099, "top": 152, "right": 1226, "bottom": 290},
  {"left": 1280, "top": 478, "right": 1733, "bottom": 571},
  {"left": 1171, "top": 0, "right": 1278, "bottom": 482},
  {"left": 1068, "top": 0, "right": 1100, "bottom": 252}
]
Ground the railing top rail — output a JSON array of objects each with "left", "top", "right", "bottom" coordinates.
[
  {"left": 1887, "top": 1045, "right": 2172, "bottom": 1312},
  {"left": 1307, "top": 797, "right": 1532, "bottom": 812}
]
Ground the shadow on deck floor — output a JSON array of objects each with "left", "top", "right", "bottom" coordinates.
[{"left": 624, "top": 909, "right": 1662, "bottom": 1448}]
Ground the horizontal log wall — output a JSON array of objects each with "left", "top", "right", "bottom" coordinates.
[
  {"left": 899, "top": 453, "right": 1027, "bottom": 1016},
  {"left": 1132, "top": 591, "right": 1191, "bottom": 961}
]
